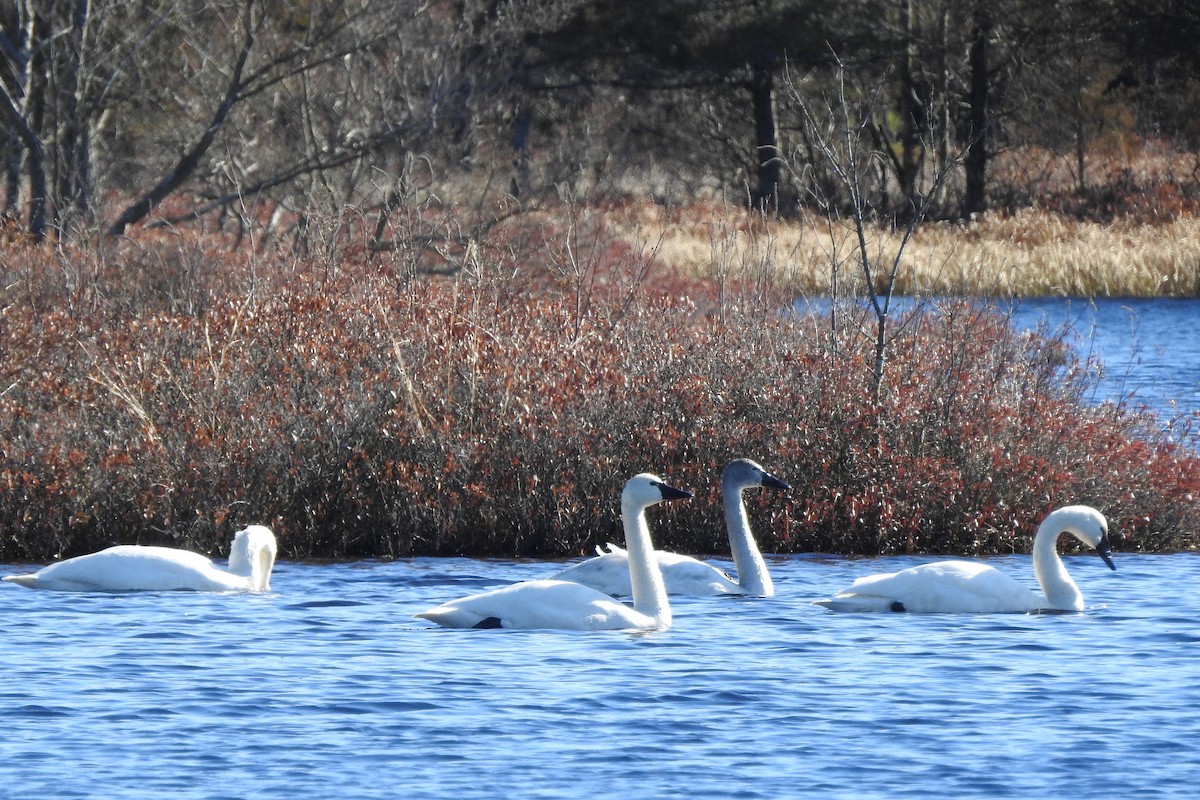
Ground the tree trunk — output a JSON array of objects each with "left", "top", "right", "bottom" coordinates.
[
  {"left": 749, "top": 57, "right": 780, "bottom": 211},
  {"left": 54, "top": 0, "right": 93, "bottom": 227},
  {"left": 896, "top": 0, "right": 921, "bottom": 201},
  {"left": 0, "top": 95, "right": 48, "bottom": 240},
  {"left": 3, "top": 134, "right": 19, "bottom": 216},
  {"left": 962, "top": 4, "right": 990, "bottom": 218}
]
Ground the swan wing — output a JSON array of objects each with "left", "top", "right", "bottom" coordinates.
[
  {"left": 815, "top": 560, "right": 1043, "bottom": 614},
  {"left": 552, "top": 548, "right": 738, "bottom": 596},
  {"left": 415, "top": 579, "right": 658, "bottom": 631},
  {"left": 550, "top": 549, "right": 632, "bottom": 596},
  {"left": 658, "top": 555, "right": 741, "bottom": 595},
  {"left": 3, "top": 545, "right": 245, "bottom": 592}
]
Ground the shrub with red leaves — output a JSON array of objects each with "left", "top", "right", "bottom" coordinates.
[{"left": 0, "top": 221, "right": 1196, "bottom": 562}]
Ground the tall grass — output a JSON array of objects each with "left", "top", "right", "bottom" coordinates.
[
  {"left": 610, "top": 202, "right": 1200, "bottom": 297},
  {"left": 0, "top": 210, "right": 1197, "bottom": 562}
]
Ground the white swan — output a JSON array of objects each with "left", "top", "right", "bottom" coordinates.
[
  {"left": 2, "top": 525, "right": 278, "bottom": 593},
  {"left": 415, "top": 473, "right": 691, "bottom": 630},
  {"left": 812, "top": 505, "right": 1115, "bottom": 613},
  {"left": 551, "top": 458, "right": 789, "bottom": 597}
]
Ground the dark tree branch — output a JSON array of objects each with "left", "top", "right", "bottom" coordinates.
[{"left": 107, "top": 0, "right": 258, "bottom": 236}]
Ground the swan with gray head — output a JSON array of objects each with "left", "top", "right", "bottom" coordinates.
[
  {"left": 415, "top": 473, "right": 691, "bottom": 631},
  {"left": 551, "top": 458, "right": 789, "bottom": 597}
]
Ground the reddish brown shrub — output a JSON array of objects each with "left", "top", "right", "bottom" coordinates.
[{"left": 0, "top": 221, "right": 1196, "bottom": 562}]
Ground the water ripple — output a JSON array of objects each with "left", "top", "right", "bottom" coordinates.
[{"left": 1, "top": 553, "right": 1199, "bottom": 799}]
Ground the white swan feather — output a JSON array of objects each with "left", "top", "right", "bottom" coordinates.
[
  {"left": 3, "top": 525, "right": 278, "bottom": 593},
  {"left": 813, "top": 505, "right": 1115, "bottom": 613},
  {"left": 416, "top": 473, "right": 691, "bottom": 631}
]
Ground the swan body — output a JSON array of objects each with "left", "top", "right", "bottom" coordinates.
[
  {"left": 416, "top": 473, "right": 691, "bottom": 631},
  {"left": 813, "top": 506, "right": 1115, "bottom": 613},
  {"left": 554, "top": 542, "right": 743, "bottom": 597},
  {"left": 3, "top": 525, "right": 277, "bottom": 593},
  {"left": 551, "top": 458, "right": 788, "bottom": 597}
]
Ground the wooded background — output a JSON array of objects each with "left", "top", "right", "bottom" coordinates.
[{"left": 3, "top": 0, "right": 1198, "bottom": 242}]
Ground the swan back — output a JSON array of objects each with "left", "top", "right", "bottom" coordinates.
[
  {"left": 226, "top": 525, "right": 278, "bottom": 592},
  {"left": 3, "top": 545, "right": 236, "bottom": 592}
]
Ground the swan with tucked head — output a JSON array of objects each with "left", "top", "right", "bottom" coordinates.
[
  {"left": 415, "top": 473, "right": 691, "bottom": 631},
  {"left": 2, "top": 525, "right": 277, "bottom": 593},
  {"left": 552, "top": 458, "right": 789, "bottom": 597},
  {"left": 813, "top": 506, "right": 1115, "bottom": 613}
]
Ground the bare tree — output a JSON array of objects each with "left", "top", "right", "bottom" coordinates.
[
  {"left": 789, "top": 59, "right": 955, "bottom": 400},
  {"left": 0, "top": 0, "right": 515, "bottom": 241},
  {"left": 108, "top": 0, "right": 443, "bottom": 237}
]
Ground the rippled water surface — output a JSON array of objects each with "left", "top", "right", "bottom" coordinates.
[
  {"left": 1004, "top": 297, "right": 1200, "bottom": 417},
  {"left": 3, "top": 553, "right": 1199, "bottom": 799}
]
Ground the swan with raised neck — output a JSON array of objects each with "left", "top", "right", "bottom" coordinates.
[
  {"left": 551, "top": 458, "right": 789, "bottom": 597},
  {"left": 415, "top": 473, "right": 692, "bottom": 630},
  {"left": 813, "top": 505, "right": 1115, "bottom": 613}
]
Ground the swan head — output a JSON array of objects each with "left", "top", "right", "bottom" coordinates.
[
  {"left": 723, "top": 458, "right": 791, "bottom": 493},
  {"left": 1047, "top": 505, "right": 1116, "bottom": 571},
  {"left": 622, "top": 473, "right": 693, "bottom": 510},
  {"left": 227, "top": 525, "right": 278, "bottom": 591}
]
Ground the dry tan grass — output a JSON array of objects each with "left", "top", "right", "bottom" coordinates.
[{"left": 607, "top": 202, "right": 1200, "bottom": 297}]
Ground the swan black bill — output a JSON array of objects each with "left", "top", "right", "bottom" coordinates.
[
  {"left": 1096, "top": 535, "right": 1117, "bottom": 571},
  {"left": 653, "top": 481, "right": 693, "bottom": 501},
  {"left": 763, "top": 474, "right": 791, "bottom": 491}
]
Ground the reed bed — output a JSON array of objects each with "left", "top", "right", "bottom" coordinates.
[{"left": 607, "top": 203, "right": 1200, "bottom": 297}]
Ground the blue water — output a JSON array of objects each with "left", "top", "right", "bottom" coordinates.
[
  {"left": 795, "top": 296, "right": 1200, "bottom": 418},
  {"left": 1004, "top": 297, "right": 1199, "bottom": 418},
  {"left": 3, "top": 553, "right": 1199, "bottom": 799}
]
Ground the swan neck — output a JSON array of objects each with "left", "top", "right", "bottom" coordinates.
[
  {"left": 252, "top": 548, "right": 273, "bottom": 592},
  {"left": 230, "top": 536, "right": 274, "bottom": 591},
  {"left": 227, "top": 539, "right": 253, "bottom": 578},
  {"left": 1032, "top": 518, "right": 1082, "bottom": 611},
  {"left": 723, "top": 484, "right": 772, "bottom": 596},
  {"left": 622, "top": 501, "right": 670, "bottom": 627}
]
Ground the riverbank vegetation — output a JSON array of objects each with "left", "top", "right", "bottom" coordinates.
[
  {"left": 3, "top": 1, "right": 1199, "bottom": 561},
  {"left": 2, "top": 206, "right": 1197, "bottom": 561}
]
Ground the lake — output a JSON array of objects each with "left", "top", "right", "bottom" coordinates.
[
  {"left": 795, "top": 296, "right": 1200, "bottom": 418},
  {"left": 1003, "top": 297, "right": 1199, "bottom": 418},
  {"left": 2, "top": 552, "right": 1198, "bottom": 799},
  {"left": 3, "top": 298, "right": 1197, "bottom": 799}
]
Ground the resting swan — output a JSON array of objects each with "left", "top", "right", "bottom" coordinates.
[
  {"left": 415, "top": 473, "right": 691, "bottom": 631},
  {"left": 813, "top": 505, "right": 1115, "bottom": 613},
  {"left": 2, "top": 525, "right": 277, "bottom": 593},
  {"left": 552, "top": 458, "right": 789, "bottom": 597}
]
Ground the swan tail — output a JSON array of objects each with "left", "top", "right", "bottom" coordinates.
[
  {"left": 812, "top": 594, "right": 905, "bottom": 613},
  {"left": 414, "top": 606, "right": 490, "bottom": 629},
  {"left": 2, "top": 574, "right": 38, "bottom": 588}
]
